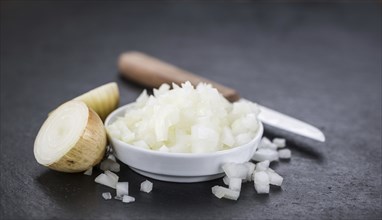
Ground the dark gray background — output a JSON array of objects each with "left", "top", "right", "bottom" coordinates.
[{"left": 1, "top": 1, "right": 381, "bottom": 220}]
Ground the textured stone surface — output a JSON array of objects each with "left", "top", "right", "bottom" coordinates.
[{"left": 1, "top": 2, "right": 381, "bottom": 219}]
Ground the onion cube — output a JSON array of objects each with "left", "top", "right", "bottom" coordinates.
[
  {"left": 116, "top": 182, "right": 129, "bottom": 197},
  {"left": 273, "top": 138, "right": 286, "bottom": 148},
  {"left": 104, "top": 170, "right": 119, "bottom": 183},
  {"left": 243, "top": 162, "right": 255, "bottom": 181},
  {"left": 254, "top": 171, "right": 270, "bottom": 194},
  {"left": 140, "top": 180, "right": 153, "bottom": 193},
  {"left": 278, "top": 149, "right": 291, "bottom": 159},
  {"left": 222, "top": 163, "right": 248, "bottom": 179},
  {"left": 255, "top": 160, "right": 270, "bottom": 172},
  {"left": 211, "top": 185, "right": 240, "bottom": 200},
  {"left": 83, "top": 167, "right": 93, "bottom": 176},
  {"left": 107, "top": 154, "right": 116, "bottom": 162},
  {"left": 252, "top": 148, "right": 279, "bottom": 162},
  {"left": 267, "top": 168, "right": 283, "bottom": 186},
  {"left": 259, "top": 137, "right": 277, "bottom": 150},
  {"left": 229, "top": 178, "right": 242, "bottom": 192},
  {"left": 122, "top": 195, "right": 135, "bottom": 203},
  {"left": 102, "top": 192, "right": 112, "bottom": 200},
  {"left": 95, "top": 173, "right": 117, "bottom": 189},
  {"left": 100, "top": 159, "right": 120, "bottom": 172},
  {"left": 223, "top": 175, "right": 230, "bottom": 185}
]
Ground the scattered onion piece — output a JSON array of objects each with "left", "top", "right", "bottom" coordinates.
[
  {"left": 102, "top": 192, "right": 112, "bottom": 200},
  {"left": 140, "top": 180, "right": 153, "bottom": 193},
  {"left": 278, "top": 149, "right": 292, "bottom": 159}
]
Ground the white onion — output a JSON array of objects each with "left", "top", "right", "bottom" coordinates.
[
  {"left": 223, "top": 175, "right": 230, "bottom": 185},
  {"left": 259, "top": 137, "right": 278, "bottom": 150},
  {"left": 122, "top": 195, "right": 135, "bottom": 203},
  {"left": 116, "top": 182, "right": 129, "bottom": 197},
  {"left": 222, "top": 163, "right": 248, "bottom": 179},
  {"left": 266, "top": 168, "right": 283, "bottom": 186},
  {"left": 278, "top": 149, "right": 292, "bottom": 159},
  {"left": 211, "top": 186, "right": 240, "bottom": 200},
  {"left": 107, "top": 82, "right": 260, "bottom": 153},
  {"left": 107, "top": 154, "right": 116, "bottom": 162},
  {"left": 100, "top": 159, "right": 120, "bottom": 172},
  {"left": 83, "top": 167, "right": 93, "bottom": 176},
  {"left": 254, "top": 171, "right": 270, "bottom": 194},
  {"left": 140, "top": 180, "right": 153, "bottom": 193},
  {"left": 255, "top": 160, "right": 270, "bottom": 172},
  {"left": 94, "top": 173, "right": 117, "bottom": 189},
  {"left": 252, "top": 148, "right": 279, "bottom": 162},
  {"left": 228, "top": 178, "right": 242, "bottom": 192},
  {"left": 104, "top": 170, "right": 119, "bottom": 183},
  {"left": 243, "top": 162, "right": 255, "bottom": 181},
  {"left": 102, "top": 192, "right": 112, "bottom": 200},
  {"left": 273, "top": 138, "right": 286, "bottom": 148}
]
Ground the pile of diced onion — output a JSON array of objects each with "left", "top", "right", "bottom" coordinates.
[
  {"left": 106, "top": 82, "right": 260, "bottom": 153},
  {"left": 212, "top": 137, "right": 292, "bottom": 200},
  {"left": 84, "top": 152, "right": 153, "bottom": 204}
]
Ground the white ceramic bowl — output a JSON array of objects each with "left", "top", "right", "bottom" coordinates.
[{"left": 105, "top": 104, "right": 263, "bottom": 183}]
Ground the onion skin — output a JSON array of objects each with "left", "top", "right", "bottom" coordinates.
[{"left": 47, "top": 107, "right": 107, "bottom": 172}]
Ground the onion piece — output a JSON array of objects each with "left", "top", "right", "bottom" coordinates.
[
  {"left": 272, "top": 138, "right": 286, "bottom": 148},
  {"left": 34, "top": 101, "right": 107, "bottom": 172},
  {"left": 254, "top": 171, "right": 270, "bottom": 194},
  {"left": 222, "top": 163, "right": 248, "bottom": 179},
  {"left": 122, "top": 195, "right": 135, "bottom": 203},
  {"left": 116, "top": 182, "right": 129, "bottom": 197},
  {"left": 223, "top": 175, "right": 230, "bottom": 185},
  {"left": 83, "top": 167, "right": 93, "bottom": 176},
  {"left": 100, "top": 159, "right": 120, "bottom": 172},
  {"left": 102, "top": 192, "right": 112, "bottom": 200},
  {"left": 211, "top": 186, "right": 240, "bottom": 200},
  {"left": 140, "top": 180, "right": 153, "bottom": 193},
  {"left": 94, "top": 173, "right": 117, "bottom": 189},
  {"left": 107, "top": 154, "right": 116, "bottom": 162},
  {"left": 255, "top": 160, "right": 270, "bottom": 172},
  {"left": 252, "top": 148, "right": 279, "bottom": 162},
  {"left": 243, "top": 162, "right": 255, "bottom": 181},
  {"left": 278, "top": 149, "right": 292, "bottom": 159},
  {"left": 104, "top": 170, "right": 119, "bottom": 183},
  {"left": 229, "top": 178, "right": 242, "bottom": 192},
  {"left": 259, "top": 137, "right": 278, "bottom": 150},
  {"left": 266, "top": 168, "right": 283, "bottom": 186}
]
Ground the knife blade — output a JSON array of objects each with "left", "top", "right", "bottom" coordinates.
[{"left": 118, "top": 51, "right": 326, "bottom": 142}]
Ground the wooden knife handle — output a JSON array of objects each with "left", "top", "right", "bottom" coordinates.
[{"left": 118, "top": 51, "right": 240, "bottom": 102}]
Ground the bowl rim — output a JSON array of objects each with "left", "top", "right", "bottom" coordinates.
[{"left": 105, "top": 103, "right": 263, "bottom": 158}]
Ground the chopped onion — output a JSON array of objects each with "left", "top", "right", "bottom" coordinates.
[
  {"left": 252, "top": 148, "right": 279, "bottom": 162},
  {"left": 278, "top": 149, "right": 292, "bottom": 159},
  {"left": 255, "top": 160, "right": 270, "bottom": 172},
  {"left": 273, "top": 138, "right": 286, "bottom": 148},
  {"left": 107, "top": 82, "right": 260, "bottom": 153},
  {"left": 223, "top": 175, "right": 230, "bottom": 185},
  {"left": 100, "top": 159, "right": 120, "bottom": 172},
  {"left": 107, "top": 154, "right": 116, "bottom": 162},
  {"left": 211, "top": 186, "right": 240, "bottom": 200},
  {"left": 259, "top": 137, "right": 277, "bottom": 150},
  {"left": 94, "top": 173, "right": 117, "bottom": 189},
  {"left": 222, "top": 163, "right": 248, "bottom": 179},
  {"left": 254, "top": 171, "right": 270, "bottom": 194},
  {"left": 229, "top": 178, "right": 242, "bottom": 192},
  {"left": 140, "top": 180, "right": 153, "bottom": 193},
  {"left": 116, "top": 182, "right": 129, "bottom": 197},
  {"left": 243, "top": 162, "right": 255, "bottom": 181},
  {"left": 122, "top": 195, "right": 135, "bottom": 203},
  {"left": 83, "top": 167, "right": 93, "bottom": 176},
  {"left": 104, "top": 170, "right": 119, "bottom": 183},
  {"left": 102, "top": 192, "right": 112, "bottom": 200},
  {"left": 266, "top": 168, "right": 283, "bottom": 186}
]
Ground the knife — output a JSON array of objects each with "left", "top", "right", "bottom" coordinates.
[{"left": 118, "top": 51, "right": 325, "bottom": 142}]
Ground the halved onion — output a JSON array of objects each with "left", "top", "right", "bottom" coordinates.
[{"left": 34, "top": 101, "right": 107, "bottom": 172}]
